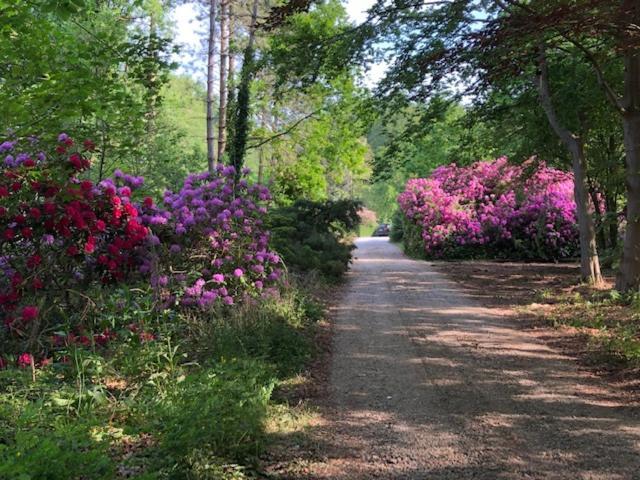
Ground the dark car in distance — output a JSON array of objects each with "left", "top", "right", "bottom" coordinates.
[{"left": 372, "top": 223, "right": 390, "bottom": 237}]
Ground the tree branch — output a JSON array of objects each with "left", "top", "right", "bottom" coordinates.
[
  {"left": 247, "top": 109, "right": 320, "bottom": 149},
  {"left": 496, "top": 0, "right": 624, "bottom": 113},
  {"left": 534, "top": 44, "right": 577, "bottom": 148},
  {"left": 566, "top": 38, "right": 625, "bottom": 113}
]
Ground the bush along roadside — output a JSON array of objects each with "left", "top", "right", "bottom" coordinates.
[
  {"left": 398, "top": 157, "right": 580, "bottom": 260},
  {"left": 267, "top": 199, "right": 362, "bottom": 280},
  {"left": 0, "top": 134, "right": 337, "bottom": 479}
]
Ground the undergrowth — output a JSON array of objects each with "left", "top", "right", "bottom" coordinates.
[
  {"left": 0, "top": 281, "right": 324, "bottom": 479},
  {"left": 530, "top": 288, "right": 640, "bottom": 367}
]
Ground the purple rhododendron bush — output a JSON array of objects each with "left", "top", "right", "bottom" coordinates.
[
  {"left": 139, "top": 165, "right": 283, "bottom": 309},
  {"left": 398, "top": 157, "right": 580, "bottom": 260}
]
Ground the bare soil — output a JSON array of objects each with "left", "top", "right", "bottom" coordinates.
[{"left": 265, "top": 239, "right": 640, "bottom": 479}]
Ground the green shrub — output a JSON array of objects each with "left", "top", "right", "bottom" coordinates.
[
  {"left": 389, "top": 210, "right": 404, "bottom": 242},
  {"left": 267, "top": 199, "right": 362, "bottom": 279},
  {"left": 401, "top": 215, "right": 427, "bottom": 258}
]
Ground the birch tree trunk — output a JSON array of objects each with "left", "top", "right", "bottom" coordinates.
[
  {"left": 227, "top": 1, "right": 236, "bottom": 100},
  {"left": 217, "top": 0, "right": 230, "bottom": 161},
  {"left": 535, "top": 46, "right": 603, "bottom": 285},
  {"left": 206, "top": 0, "right": 217, "bottom": 172},
  {"left": 225, "top": 2, "right": 236, "bottom": 153}
]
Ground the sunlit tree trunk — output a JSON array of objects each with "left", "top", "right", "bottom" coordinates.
[
  {"left": 536, "top": 46, "right": 603, "bottom": 285},
  {"left": 217, "top": 0, "right": 230, "bottom": 161},
  {"left": 206, "top": 0, "right": 217, "bottom": 172},
  {"left": 145, "top": 13, "right": 160, "bottom": 167},
  {"left": 258, "top": 146, "right": 265, "bottom": 184},
  {"left": 225, "top": 2, "right": 237, "bottom": 154}
]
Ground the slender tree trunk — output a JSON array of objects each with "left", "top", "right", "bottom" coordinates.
[
  {"left": 571, "top": 142, "right": 604, "bottom": 283},
  {"left": 258, "top": 146, "right": 264, "bottom": 184},
  {"left": 589, "top": 185, "right": 606, "bottom": 250},
  {"left": 226, "top": 3, "right": 237, "bottom": 154},
  {"left": 605, "top": 193, "right": 618, "bottom": 249},
  {"left": 217, "top": 0, "right": 230, "bottom": 161},
  {"left": 98, "top": 121, "right": 107, "bottom": 181},
  {"left": 206, "top": 0, "right": 217, "bottom": 172},
  {"left": 535, "top": 46, "right": 603, "bottom": 284},
  {"left": 227, "top": 2, "right": 236, "bottom": 100},
  {"left": 145, "top": 14, "right": 159, "bottom": 159}
]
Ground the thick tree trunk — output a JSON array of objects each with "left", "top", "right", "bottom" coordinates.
[
  {"left": 535, "top": 46, "right": 603, "bottom": 284},
  {"left": 616, "top": 109, "right": 640, "bottom": 291},
  {"left": 613, "top": 2, "right": 640, "bottom": 290},
  {"left": 206, "top": 0, "right": 217, "bottom": 172},
  {"left": 217, "top": 0, "right": 230, "bottom": 161}
]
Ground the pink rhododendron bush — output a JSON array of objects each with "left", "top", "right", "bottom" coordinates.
[
  {"left": 397, "top": 157, "right": 579, "bottom": 259},
  {"left": 0, "top": 135, "right": 282, "bottom": 365}
]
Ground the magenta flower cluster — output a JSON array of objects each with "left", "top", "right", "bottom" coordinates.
[
  {"left": 398, "top": 157, "right": 579, "bottom": 259},
  {"left": 138, "top": 165, "right": 283, "bottom": 309}
]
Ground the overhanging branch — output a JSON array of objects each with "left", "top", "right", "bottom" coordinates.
[{"left": 247, "top": 109, "right": 321, "bottom": 150}]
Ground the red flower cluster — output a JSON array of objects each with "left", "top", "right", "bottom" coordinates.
[
  {"left": 0, "top": 135, "right": 149, "bottom": 338},
  {"left": 51, "top": 328, "right": 118, "bottom": 348}
]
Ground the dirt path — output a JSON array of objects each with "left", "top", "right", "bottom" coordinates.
[{"left": 304, "top": 238, "right": 640, "bottom": 479}]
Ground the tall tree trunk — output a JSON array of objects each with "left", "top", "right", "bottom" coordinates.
[
  {"left": 217, "top": 0, "right": 230, "bottom": 161},
  {"left": 614, "top": 0, "right": 640, "bottom": 291},
  {"left": 616, "top": 53, "right": 640, "bottom": 290},
  {"left": 535, "top": 46, "right": 603, "bottom": 284},
  {"left": 605, "top": 193, "right": 618, "bottom": 249},
  {"left": 145, "top": 14, "right": 159, "bottom": 161},
  {"left": 206, "top": 0, "right": 217, "bottom": 172},
  {"left": 98, "top": 120, "right": 107, "bottom": 181},
  {"left": 226, "top": 3, "right": 237, "bottom": 155},
  {"left": 589, "top": 185, "right": 606, "bottom": 251},
  {"left": 258, "top": 146, "right": 265, "bottom": 184}
]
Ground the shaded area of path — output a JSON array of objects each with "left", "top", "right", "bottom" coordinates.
[{"left": 303, "top": 238, "right": 640, "bottom": 479}]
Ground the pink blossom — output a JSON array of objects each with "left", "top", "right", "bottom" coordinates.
[{"left": 17, "top": 353, "right": 33, "bottom": 368}]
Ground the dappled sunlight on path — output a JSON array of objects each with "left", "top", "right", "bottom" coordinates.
[{"left": 299, "top": 237, "right": 640, "bottom": 479}]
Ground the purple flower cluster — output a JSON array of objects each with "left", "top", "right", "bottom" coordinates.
[
  {"left": 139, "top": 164, "right": 283, "bottom": 309},
  {"left": 1, "top": 138, "right": 46, "bottom": 169},
  {"left": 398, "top": 157, "right": 579, "bottom": 259}
]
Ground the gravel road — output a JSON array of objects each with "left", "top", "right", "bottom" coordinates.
[{"left": 307, "top": 237, "right": 640, "bottom": 480}]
